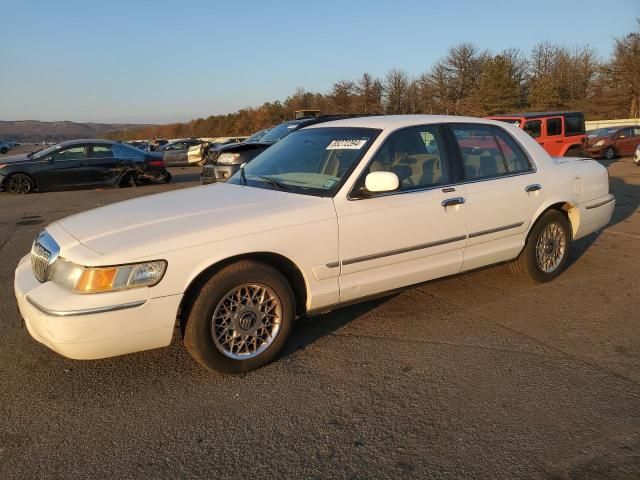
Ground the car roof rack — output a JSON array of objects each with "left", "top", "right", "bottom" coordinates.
[{"left": 295, "top": 113, "right": 379, "bottom": 129}]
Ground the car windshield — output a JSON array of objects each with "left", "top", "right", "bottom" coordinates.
[
  {"left": 258, "top": 122, "right": 303, "bottom": 144},
  {"left": 31, "top": 144, "right": 64, "bottom": 158},
  {"left": 227, "top": 127, "right": 380, "bottom": 196},
  {"left": 587, "top": 127, "right": 619, "bottom": 138},
  {"left": 245, "top": 129, "right": 269, "bottom": 143}
]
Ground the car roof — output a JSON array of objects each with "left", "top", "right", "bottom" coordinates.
[
  {"left": 489, "top": 111, "right": 583, "bottom": 119},
  {"left": 56, "top": 139, "right": 118, "bottom": 147},
  {"left": 302, "top": 114, "right": 507, "bottom": 131}
]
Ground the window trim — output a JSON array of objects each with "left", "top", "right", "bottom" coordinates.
[{"left": 347, "top": 124, "right": 454, "bottom": 200}]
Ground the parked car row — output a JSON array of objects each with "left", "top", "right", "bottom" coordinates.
[{"left": 0, "top": 140, "right": 170, "bottom": 194}]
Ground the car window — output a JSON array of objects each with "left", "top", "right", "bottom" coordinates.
[
  {"left": 362, "top": 126, "right": 450, "bottom": 192},
  {"left": 452, "top": 125, "right": 531, "bottom": 180},
  {"left": 546, "top": 118, "right": 562, "bottom": 136},
  {"left": 633, "top": 128, "right": 640, "bottom": 137},
  {"left": 565, "top": 115, "right": 584, "bottom": 135},
  {"left": 523, "top": 120, "right": 541, "bottom": 138},
  {"left": 52, "top": 146, "right": 86, "bottom": 161},
  {"left": 112, "top": 144, "right": 145, "bottom": 160},
  {"left": 91, "top": 145, "right": 114, "bottom": 159}
]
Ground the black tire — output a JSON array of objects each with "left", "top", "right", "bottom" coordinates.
[
  {"left": 162, "top": 171, "right": 172, "bottom": 183},
  {"left": 511, "top": 210, "right": 572, "bottom": 283},
  {"left": 604, "top": 146, "right": 615, "bottom": 160},
  {"left": 5, "top": 173, "right": 35, "bottom": 194},
  {"left": 119, "top": 173, "right": 137, "bottom": 188},
  {"left": 183, "top": 260, "right": 295, "bottom": 374},
  {"left": 0, "top": 147, "right": 8, "bottom": 154},
  {"left": 565, "top": 147, "right": 585, "bottom": 157}
]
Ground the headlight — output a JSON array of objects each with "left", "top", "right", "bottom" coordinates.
[
  {"left": 217, "top": 153, "right": 240, "bottom": 165},
  {"left": 594, "top": 139, "right": 605, "bottom": 147},
  {"left": 50, "top": 259, "right": 167, "bottom": 293}
]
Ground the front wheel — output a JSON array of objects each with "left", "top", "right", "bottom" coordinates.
[
  {"left": 6, "top": 173, "right": 35, "bottom": 194},
  {"left": 0, "top": 147, "right": 8, "bottom": 154},
  {"left": 512, "top": 210, "right": 571, "bottom": 283},
  {"left": 162, "top": 170, "right": 172, "bottom": 183},
  {"left": 604, "top": 146, "right": 615, "bottom": 160},
  {"left": 183, "top": 260, "right": 295, "bottom": 374}
]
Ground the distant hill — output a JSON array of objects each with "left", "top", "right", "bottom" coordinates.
[{"left": 0, "top": 120, "right": 156, "bottom": 143}]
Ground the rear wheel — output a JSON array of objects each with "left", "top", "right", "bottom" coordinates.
[
  {"left": 119, "top": 173, "right": 137, "bottom": 188},
  {"left": 512, "top": 210, "right": 571, "bottom": 283},
  {"left": 0, "top": 147, "right": 8, "bottom": 154},
  {"left": 162, "top": 171, "right": 172, "bottom": 183},
  {"left": 604, "top": 146, "right": 615, "bottom": 160},
  {"left": 565, "top": 147, "right": 585, "bottom": 157},
  {"left": 183, "top": 260, "right": 295, "bottom": 374},
  {"left": 6, "top": 173, "right": 35, "bottom": 194}
]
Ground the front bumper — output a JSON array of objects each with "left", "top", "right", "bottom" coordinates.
[
  {"left": 14, "top": 254, "right": 182, "bottom": 360},
  {"left": 585, "top": 146, "right": 605, "bottom": 157},
  {"left": 201, "top": 163, "right": 239, "bottom": 184}
]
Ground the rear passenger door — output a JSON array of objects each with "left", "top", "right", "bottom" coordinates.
[
  {"left": 449, "top": 124, "right": 544, "bottom": 272},
  {"left": 85, "top": 144, "right": 125, "bottom": 186},
  {"left": 543, "top": 117, "right": 564, "bottom": 156},
  {"left": 615, "top": 128, "right": 639, "bottom": 156}
]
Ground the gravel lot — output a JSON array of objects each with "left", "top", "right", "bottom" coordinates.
[{"left": 1, "top": 160, "right": 639, "bottom": 479}]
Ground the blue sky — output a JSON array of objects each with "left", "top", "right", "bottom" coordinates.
[{"left": 1, "top": 0, "right": 638, "bottom": 124}]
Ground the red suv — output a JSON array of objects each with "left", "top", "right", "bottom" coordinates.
[{"left": 486, "top": 111, "right": 586, "bottom": 157}]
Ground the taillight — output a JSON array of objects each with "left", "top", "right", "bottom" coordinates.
[{"left": 148, "top": 160, "right": 165, "bottom": 167}]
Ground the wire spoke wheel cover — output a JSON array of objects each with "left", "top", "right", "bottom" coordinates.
[
  {"left": 211, "top": 283, "right": 282, "bottom": 359},
  {"left": 535, "top": 222, "right": 567, "bottom": 273}
]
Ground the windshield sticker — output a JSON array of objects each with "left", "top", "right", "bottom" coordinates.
[
  {"left": 326, "top": 139, "right": 367, "bottom": 150},
  {"left": 323, "top": 179, "right": 337, "bottom": 188}
]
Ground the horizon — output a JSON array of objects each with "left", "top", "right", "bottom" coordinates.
[{"left": 2, "top": 0, "right": 639, "bottom": 124}]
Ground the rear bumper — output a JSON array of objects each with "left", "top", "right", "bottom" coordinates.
[
  {"left": 14, "top": 255, "right": 182, "bottom": 360},
  {"left": 574, "top": 194, "right": 615, "bottom": 240}
]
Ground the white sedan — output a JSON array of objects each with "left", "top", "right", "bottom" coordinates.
[{"left": 14, "top": 116, "right": 615, "bottom": 373}]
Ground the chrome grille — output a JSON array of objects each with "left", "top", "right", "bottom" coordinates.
[{"left": 30, "top": 231, "right": 60, "bottom": 283}]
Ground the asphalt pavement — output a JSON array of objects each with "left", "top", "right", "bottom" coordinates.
[{"left": 0, "top": 160, "right": 638, "bottom": 479}]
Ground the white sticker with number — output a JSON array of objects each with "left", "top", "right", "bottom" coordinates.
[{"left": 326, "top": 139, "right": 367, "bottom": 150}]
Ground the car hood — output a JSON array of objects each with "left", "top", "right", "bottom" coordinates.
[
  {"left": 0, "top": 153, "right": 30, "bottom": 164},
  {"left": 54, "top": 183, "right": 335, "bottom": 261}
]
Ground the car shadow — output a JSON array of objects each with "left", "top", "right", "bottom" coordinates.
[{"left": 281, "top": 296, "right": 395, "bottom": 359}]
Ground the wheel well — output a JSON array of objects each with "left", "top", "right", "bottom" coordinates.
[
  {"left": 177, "top": 252, "right": 308, "bottom": 336},
  {"left": 535, "top": 202, "right": 577, "bottom": 238},
  {"left": 2, "top": 172, "right": 37, "bottom": 190}
]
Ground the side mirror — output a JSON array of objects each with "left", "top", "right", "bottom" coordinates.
[{"left": 364, "top": 171, "right": 399, "bottom": 194}]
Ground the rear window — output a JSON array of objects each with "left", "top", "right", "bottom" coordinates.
[
  {"left": 565, "top": 115, "right": 585, "bottom": 135},
  {"left": 546, "top": 118, "right": 562, "bottom": 136},
  {"left": 451, "top": 125, "right": 532, "bottom": 180},
  {"left": 523, "top": 120, "right": 541, "bottom": 138}
]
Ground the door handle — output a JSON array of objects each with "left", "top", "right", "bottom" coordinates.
[
  {"left": 441, "top": 197, "right": 465, "bottom": 208},
  {"left": 526, "top": 184, "right": 542, "bottom": 192}
]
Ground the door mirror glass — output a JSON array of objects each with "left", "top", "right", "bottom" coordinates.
[{"left": 365, "top": 171, "right": 399, "bottom": 193}]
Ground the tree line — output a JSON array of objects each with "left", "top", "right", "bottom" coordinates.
[{"left": 112, "top": 22, "right": 639, "bottom": 140}]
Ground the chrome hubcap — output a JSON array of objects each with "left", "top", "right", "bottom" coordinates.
[
  {"left": 535, "top": 223, "right": 567, "bottom": 273},
  {"left": 211, "top": 283, "right": 282, "bottom": 359}
]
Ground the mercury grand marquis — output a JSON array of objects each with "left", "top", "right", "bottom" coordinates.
[{"left": 14, "top": 115, "right": 615, "bottom": 373}]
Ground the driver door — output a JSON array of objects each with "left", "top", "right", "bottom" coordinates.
[
  {"left": 34, "top": 145, "right": 90, "bottom": 189},
  {"left": 332, "top": 125, "right": 467, "bottom": 302}
]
